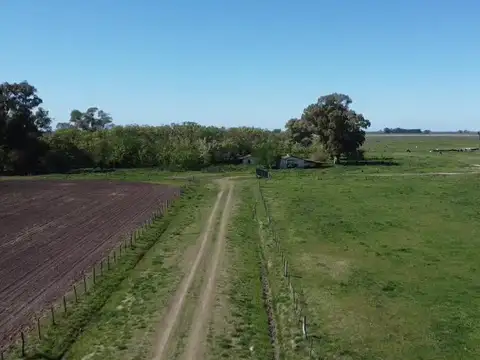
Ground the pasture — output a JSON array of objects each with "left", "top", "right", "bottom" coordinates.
[
  {"left": 361, "top": 133, "right": 480, "bottom": 173},
  {"left": 253, "top": 134, "right": 480, "bottom": 359},
  {"left": 1, "top": 134, "right": 479, "bottom": 359}
]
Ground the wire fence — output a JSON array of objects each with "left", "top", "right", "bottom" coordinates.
[
  {"left": 255, "top": 179, "right": 320, "bottom": 359},
  {"left": 0, "top": 192, "right": 180, "bottom": 360}
]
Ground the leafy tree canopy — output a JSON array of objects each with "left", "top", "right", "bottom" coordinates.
[
  {"left": 286, "top": 93, "right": 370, "bottom": 161},
  {"left": 57, "top": 107, "right": 113, "bottom": 131},
  {"left": 0, "top": 81, "right": 52, "bottom": 173},
  {"left": 2, "top": 82, "right": 375, "bottom": 174}
]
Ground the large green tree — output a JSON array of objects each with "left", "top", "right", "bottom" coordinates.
[
  {"left": 287, "top": 93, "right": 370, "bottom": 162},
  {"left": 56, "top": 107, "right": 113, "bottom": 131},
  {"left": 0, "top": 81, "right": 52, "bottom": 173}
]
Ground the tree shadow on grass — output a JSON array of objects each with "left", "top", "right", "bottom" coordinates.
[
  {"left": 67, "top": 167, "right": 117, "bottom": 174},
  {"left": 342, "top": 159, "right": 400, "bottom": 166}
]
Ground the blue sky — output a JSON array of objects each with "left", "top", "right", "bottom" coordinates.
[{"left": 2, "top": 0, "right": 479, "bottom": 131}]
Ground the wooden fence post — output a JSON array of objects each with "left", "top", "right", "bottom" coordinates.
[
  {"left": 83, "top": 274, "right": 87, "bottom": 293},
  {"left": 107, "top": 255, "right": 110, "bottom": 270},
  {"left": 51, "top": 306, "right": 55, "bottom": 325},
  {"left": 293, "top": 290, "right": 297, "bottom": 311},
  {"left": 37, "top": 317, "right": 41, "bottom": 339},
  {"left": 93, "top": 266, "right": 96, "bottom": 285},
  {"left": 302, "top": 316, "right": 307, "bottom": 339},
  {"left": 284, "top": 259, "right": 288, "bottom": 278},
  {"left": 73, "top": 285, "right": 78, "bottom": 303},
  {"left": 100, "top": 260, "right": 103, "bottom": 276},
  {"left": 63, "top": 296, "right": 67, "bottom": 313},
  {"left": 20, "top": 332, "right": 25, "bottom": 357},
  {"left": 113, "top": 250, "right": 117, "bottom": 263}
]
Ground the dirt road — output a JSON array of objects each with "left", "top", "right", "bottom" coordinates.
[{"left": 152, "top": 179, "right": 235, "bottom": 360}]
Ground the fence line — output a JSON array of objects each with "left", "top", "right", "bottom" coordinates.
[
  {"left": 0, "top": 191, "right": 181, "bottom": 359},
  {"left": 256, "top": 179, "right": 320, "bottom": 359}
]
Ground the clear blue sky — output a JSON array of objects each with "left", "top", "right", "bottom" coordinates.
[{"left": 2, "top": 0, "right": 479, "bottom": 131}]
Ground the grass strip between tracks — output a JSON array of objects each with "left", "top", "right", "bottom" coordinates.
[
  {"left": 209, "top": 182, "right": 273, "bottom": 360},
  {"left": 5, "top": 184, "right": 204, "bottom": 360}
]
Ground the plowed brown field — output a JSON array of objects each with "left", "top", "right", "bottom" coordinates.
[{"left": 0, "top": 180, "right": 179, "bottom": 348}]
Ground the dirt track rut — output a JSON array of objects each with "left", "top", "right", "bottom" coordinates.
[{"left": 152, "top": 179, "right": 234, "bottom": 360}]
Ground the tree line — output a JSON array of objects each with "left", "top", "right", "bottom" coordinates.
[
  {"left": 383, "top": 128, "right": 431, "bottom": 134},
  {"left": 0, "top": 81, "right": 370, "bottom": 174}
]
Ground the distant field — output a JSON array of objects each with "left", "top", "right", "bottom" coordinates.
[
  {"left": 365, "top": 133, "right": 479, "bottom": 151},
  {"left": 367, "top": 133, "right": 477, "bottom": 137},
  {"left": 351, "top": 134, "right": 480, "bottom": 174},
  {"left": 259, "top": 171, "right": 480, "bottom": 359}
]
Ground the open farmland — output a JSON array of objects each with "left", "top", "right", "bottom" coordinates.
[
  {"left": 362, "top": 134, "right": 480, "bottom": 173},
  {"left": 0, "top": 180, "right": 179, "bottom": 349},
  {"left": 2, "top": 135, "right": 480, "bottom": 359},
  {"left": 257, "top": 171, "right": 480, "bottom": 359}
]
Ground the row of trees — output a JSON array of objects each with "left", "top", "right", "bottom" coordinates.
[
  {"left": 1, "top": 81, "right": 371, "bottom": 174},
  {"left": 44, "top": 124, "right": 296, "bottom": 172},
  {"left": 383, "top": 128, "right": 426, "bottom": 134}
]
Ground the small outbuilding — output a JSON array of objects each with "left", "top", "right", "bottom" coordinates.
[
  {"left": 239, "top": 154, "right": 258, "bottom": 165},
  {"left": 278, "top": 154, "right": 318, "bottom": 169}
]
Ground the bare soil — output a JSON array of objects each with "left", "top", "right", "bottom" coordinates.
[{"left": 0, "top": 180, "right": 179, "bottom": 348}]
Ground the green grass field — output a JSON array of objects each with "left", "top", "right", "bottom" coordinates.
[
  {"left": 260, "top": 166, "right": 480, "bottom": 359},
  {"left": 361, "top": 134, "right": 480, "bottom": 173}
]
